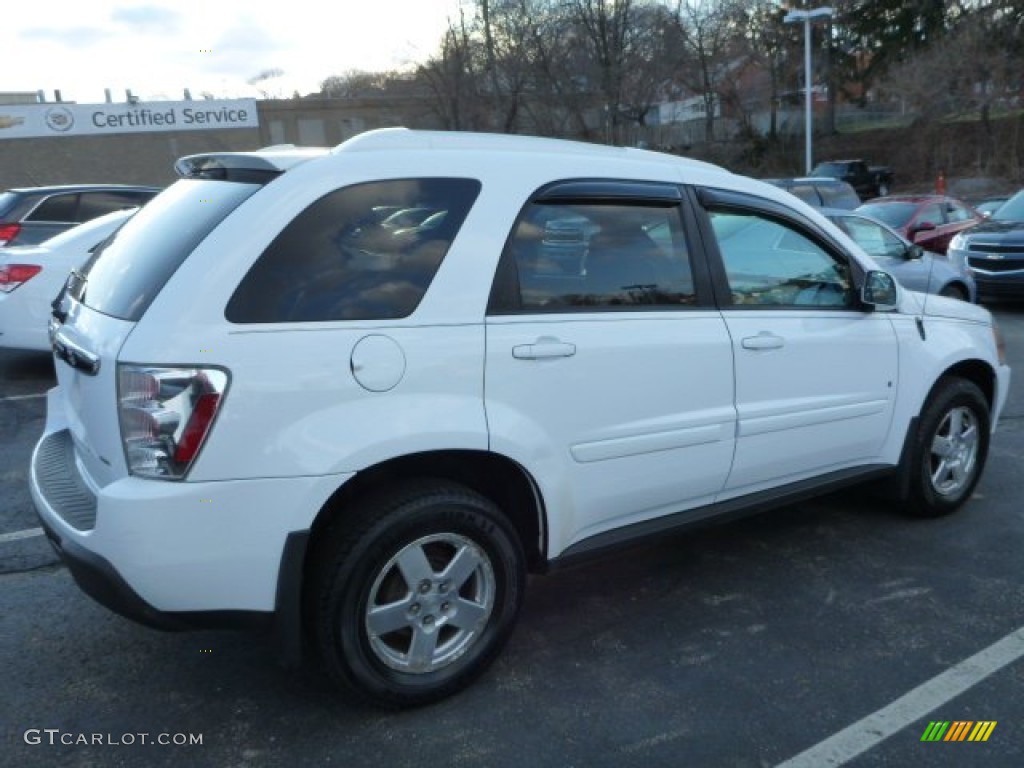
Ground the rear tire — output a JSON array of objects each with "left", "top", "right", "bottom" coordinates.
[
  {"left": 903, "top": 378, "right": 989, "bottom": 517},
  {"left": 310, "top": 480, "right": 525, "bottom": 708}
]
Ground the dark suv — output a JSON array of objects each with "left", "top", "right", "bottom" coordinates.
[{"left": 0, "top": 184, "right": 161, "bottom": 247}]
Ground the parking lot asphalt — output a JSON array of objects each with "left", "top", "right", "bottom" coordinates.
[{"left": 2, "top": 305, "right": 1023, "bottom": 768}]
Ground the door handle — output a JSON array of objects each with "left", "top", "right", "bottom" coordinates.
[
  {"left": 512, "top": 339, "right": 577, "bottom": 360},
  {"left": 741, "top": 332, "right": 785, "bottom": 350}
]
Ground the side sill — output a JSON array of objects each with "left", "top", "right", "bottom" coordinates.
[{"left": 547, "top": 464, "right": 896, "bottom": 571}]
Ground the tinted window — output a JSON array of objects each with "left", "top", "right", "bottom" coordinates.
[
  {"left": 491, "top": 201, "right": 695, "bottom": 312},
  {"left": 73, "top": 180, "right": 259, "bottom": 321},
  {"left": 77, "top": 191, "right": 148, "bottom": 221},
  {"left": 28, "top": 193, "right": 78, "bottom": 222},
  {"left": 710, "top": 210, "right": 853, "bottom": 307},
  {"left": 818, "top": 183, "right": 860, "bottom": 209},
  {"left": 786, "top": 184, "right": 821, "bottom": 206},
  {"left": 945, "top": 202, "right": 974, "bottom": 223},
  {"left": 226, "top": 178, "right": 480, "bottom": 323}
]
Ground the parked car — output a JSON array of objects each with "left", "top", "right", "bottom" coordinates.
[
  {"left": 764, "top": 177, "right": 861, "bottom": 210},
  {"left": 811, "top": 159, "right": 894, "bottom": 200},
  {"left": 33, "top": 129, "right": 1009, "bottom": 708},
  {"left": 947, "top": 188, "right": 1024, "bottom": 299},
  {"left": 823, "top": 208, "right": 975, "bottom": 302},
  {"left": 0, "top": 184, "right": 159, "bottom": 247},
  {"left": 856, "top": 195, "right": 983, "bottom": 254},
  {"left": 0, "top": 208, "right": 136, "bottom": 350}
]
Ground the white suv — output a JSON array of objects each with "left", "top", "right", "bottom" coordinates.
[{"left": 32, "top": 129, "right": 1011, "bottom": 707}]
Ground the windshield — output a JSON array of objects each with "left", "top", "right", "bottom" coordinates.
[
  {"left": 71, "top": 179, "right": 260, "bottom": 320},
  {"left": 856, "top": 202, "right": 917, "bottom": 229},
  {"left": 993, "top": 190, "right": 1024, "bottom": 222}
]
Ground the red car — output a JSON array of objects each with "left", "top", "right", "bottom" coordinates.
[{"left": 855, "top": 195, "right": 983, "bottom": 254}]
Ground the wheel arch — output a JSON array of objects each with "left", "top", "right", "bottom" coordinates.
[
  {"left": 309, "top": 450, "right": 548, "bottom": 574},
  {"left": 931, "top": 359, "right": 996, "bottom": 412}
]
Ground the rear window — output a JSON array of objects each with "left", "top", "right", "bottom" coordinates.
[
  {"left": 28, "top": 193, "right": 78, "bottom": 222},
  {"left": 818, "top": 183, "right": 859, "bottom": 209},
  {"left": 226, "top": 178, "right": 481, "bottom": 323},
  {"left": 857, "top": 202, "right": 918, "bottom": 228},
  {"left": 0, "top": 191, "right": 18, "bottom": 218},
  {"left": 72, "top": 180, "right": 260, "bottom": 320},
  {"left": 77, "top": 190, "right": 149, "bottom": 221}
]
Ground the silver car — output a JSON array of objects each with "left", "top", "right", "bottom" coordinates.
[{"left": 823, "top": 208, "right": 976, "bottom": 302}]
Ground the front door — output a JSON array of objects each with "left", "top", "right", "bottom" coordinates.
[{"left": 696, "top": 193, "right": 899, "bottom": 496}]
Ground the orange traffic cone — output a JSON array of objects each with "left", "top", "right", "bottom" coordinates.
[{"left": 936, "top": 170, "right": 946, "bottom": 195}]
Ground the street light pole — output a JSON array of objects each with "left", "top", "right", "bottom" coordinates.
[{"left": 784, "top": 7, "right": 833, "bottom": 175}]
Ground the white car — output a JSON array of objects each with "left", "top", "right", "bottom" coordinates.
[
  {"left": 31, "top": 129, "right": 1010, "bottom": 707},
  {"left": 0, "top": 208, "right": 135, "bottom": 350}
]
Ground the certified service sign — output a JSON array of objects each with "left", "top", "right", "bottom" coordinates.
[{"left": 0, "top": 99, "right": 258, "bottom": 139}]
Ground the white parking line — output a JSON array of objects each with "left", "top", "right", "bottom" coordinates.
[
  {"left": 0, "top": 527, "right": 44, "bottom": 544},
  {"left": 775, "top": 626, "right": 1024, "bottom": 767},
  {"left": 0, "top": 392, "right": 47, "bottom": 403}
]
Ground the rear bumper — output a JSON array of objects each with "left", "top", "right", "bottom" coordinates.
[{"left": 30, "top": 391, "right": 352, "bottom": 635}]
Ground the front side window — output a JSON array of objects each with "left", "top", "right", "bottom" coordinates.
[
  {"left": 77, "top": 191, "right": 147, "bottom": 221},
  {"left": 491, "top": 201, "right": 695, "bottom": 312},
  {"left": 227, "top": 178, "right": 480, "bottom": 323},
  {"left": 710, "top": 210, "right": 853, "bottom": 307}
]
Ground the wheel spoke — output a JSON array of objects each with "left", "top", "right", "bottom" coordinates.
[
  {"left": 950, "top": 460, "right": 969, "bottom": 488},
  {"left": 447, "top": 596, "right": 489, "bottom": 631},
  {"left": 441, "top": 544, "right": 484, "bottom": 591},
  {"left": 367, "top": 600, "right": 413, "bottom": 637},
  {"left": 948, "top": 408, "right": 964, "bottom": 437},
  {"left": 931, "top": 459, "right": 951, "bottom": 489},
  {"left": 396, "top": 544, "right": 435, "bottom": 587},
  {"left": 406, "top": 626, "right": 440, "bottom": 671}
]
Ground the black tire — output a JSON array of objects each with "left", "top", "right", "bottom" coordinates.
[
  {"left": 938, "top": 283, "right": 968, "bottom": 301},
  {"left": 903, "top": 377, "right": 990, "bottom": 517},
  {"left": 310, "top": 480, "right": 525, "bottom": 708}
]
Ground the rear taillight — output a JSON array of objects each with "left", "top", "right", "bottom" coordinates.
[
  {"left": 0, "top": 222, "right": 21, "bottom": 246},
  {"left": 117, "top": 365, "right": 229, "bottom": 479},
  {"left": 0, "top": 264, "right": 42, "bottom": 292}
]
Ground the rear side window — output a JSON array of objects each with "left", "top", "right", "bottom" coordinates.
[
  {"left": 490, "top": 201, "right": 695, "bottom": 312},
  {"left": 226, "top": 178, "right": 481, "bottom": 323},
  {"left": 73, "top": 180, "right": 259, "bottom": 321},
  {"left": 28, "top": 193, "right": 78, "bottom": 222}
]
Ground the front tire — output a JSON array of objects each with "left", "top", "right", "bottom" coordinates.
[
  {"left": 310, "top": 481, "right": 525, "bottom": 707},
  {"left": 903, "top": 378, "right": 990, "bottom": 517}
]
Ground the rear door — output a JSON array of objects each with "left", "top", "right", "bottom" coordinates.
[
  {"left": 485, "top": 181, "right": 736, "bottom": 555},
  {"left": 693, "top": 188, "right": 898, "bottom": 496}
]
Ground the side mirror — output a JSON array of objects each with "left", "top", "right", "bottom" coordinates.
[
  {"left": 905, "top": 244, "right": 925, "bottom": 261},
  {"left": 861, "top": 270, "right": 899, "bottom": 310}
]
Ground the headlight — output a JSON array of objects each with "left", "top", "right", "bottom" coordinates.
[{"left": 948, "top": 233, "right": 966, "bottom": 252}]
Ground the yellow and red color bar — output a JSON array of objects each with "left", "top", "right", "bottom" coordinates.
[{"left": 920, "top": 721, "right": 997, "bottom": 742}]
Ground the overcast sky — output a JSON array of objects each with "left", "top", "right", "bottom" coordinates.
[{"left": 6, "top": 0, "right": 465, "bottom": 104}]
